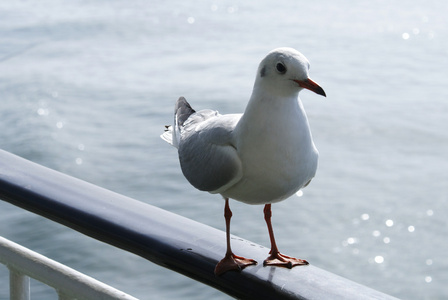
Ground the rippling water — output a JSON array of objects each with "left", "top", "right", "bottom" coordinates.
[{"left": 1, "top": 1, "right": 447, "bottom": 299}]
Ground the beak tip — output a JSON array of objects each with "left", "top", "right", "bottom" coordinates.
[{"left": 316, "top": 86, "right": 326, "bottom": 97}]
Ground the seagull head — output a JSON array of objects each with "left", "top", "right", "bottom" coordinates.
[{"left": 255, "top": 47, "right": 326, "bottom": 97}]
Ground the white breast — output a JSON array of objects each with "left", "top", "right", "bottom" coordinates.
[{"left": 220, "top": 94, "right": 318, "bottom": 205}]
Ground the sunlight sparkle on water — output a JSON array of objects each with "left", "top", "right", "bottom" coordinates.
[
  {"left": 374, "top": 256, "right": 384, "bottom": 264},
  {"left": 408, "top": 225, "right": 415, "bottom": 232},
  {"left": 385, "top": 219, "right": 394, "bottom": 227},
  {"left": 37, "top": 108, "right": 49, "bottom": 116},
  {"left": 342, "top": 237, "right": 358, "bottom": 247},
  {"left": 344, "top": 237, "right": 357, "bottom": 246}
]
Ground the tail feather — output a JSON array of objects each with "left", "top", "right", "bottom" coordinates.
[{"left": 160, "top": 125, "right": 173, "bottom": 145}]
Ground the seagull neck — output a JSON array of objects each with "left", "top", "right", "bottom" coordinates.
[{"left": 235, "top": 88, "right": 306, "bottom": 138}]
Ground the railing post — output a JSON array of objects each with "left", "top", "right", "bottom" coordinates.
[
  {"left": 58, "top": 291, "right": 74, "bottom": 300},
  {"left": 9, "top": 267, "right": 30, "bottom": 300}
]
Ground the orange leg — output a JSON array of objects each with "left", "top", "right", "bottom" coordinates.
[
  {"left": 263, "top": 204, "right": 309, "bottom": 268},
  {"left": 214, "top": 198, "right": 257, "bottom": 275}
]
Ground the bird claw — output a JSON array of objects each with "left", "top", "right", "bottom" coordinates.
[
  {"left": 263, "top": 252, "right": 308, "bottom": 268},
  {"left": 214, "top": 253, "right": 257, "bottom": 276}
]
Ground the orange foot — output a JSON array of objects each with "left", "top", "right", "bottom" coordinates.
[
  {"left": 263, "top": 252, "right": 309, "bottom": 269},
  {"left": 214, "top": 253, "right": 257, "bottom": 276}
]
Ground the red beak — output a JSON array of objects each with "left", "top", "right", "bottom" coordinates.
[{"left": 294, "top": 78, "right": 326, "bottom": 97}]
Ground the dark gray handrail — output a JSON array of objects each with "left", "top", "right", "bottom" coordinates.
[{"left": 0, "top": 150, "right": 399, "bottom": 300}]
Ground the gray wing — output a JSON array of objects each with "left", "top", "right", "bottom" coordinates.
[{"left": 178, "top": 112, "right": 243, "bottom": 194}]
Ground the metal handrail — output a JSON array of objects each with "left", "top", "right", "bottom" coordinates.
[
  {"left": 0, "top": 150, "right": 400, "bottom": 299},
  {"left": 0, "top": 236, "right": 137, "bottom": 300}
]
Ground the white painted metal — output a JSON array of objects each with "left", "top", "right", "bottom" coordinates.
[
  {"left": 0, "top": 236, "right": 138, "bottom": 300},
  {"left": 9, "top": 267, "right": 30, "bottom": 300}
]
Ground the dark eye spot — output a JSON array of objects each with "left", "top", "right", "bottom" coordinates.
[
  {"left": 276, "top": 62, "right": 286, "bottom": 74},
  {"left": 260, "top": 65, "right": 266, "bottom": 77}
]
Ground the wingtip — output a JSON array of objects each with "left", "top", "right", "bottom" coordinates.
[{"left": 175, "top": 96, "right": 196, "bottom": 127}]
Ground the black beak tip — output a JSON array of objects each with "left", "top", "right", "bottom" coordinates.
[{"left": 317, "top": 86, "right": 326, "bottom": 97}]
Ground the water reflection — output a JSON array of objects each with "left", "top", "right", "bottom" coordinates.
[
  {"left": 385, "top": 219, "right": 394, "bottom": 227},
  {"left": 374, "top": 256, "right": 384, "bottom": 264},
  {"left": 37, "top": 108, "right": 49, "bottom": 116}
]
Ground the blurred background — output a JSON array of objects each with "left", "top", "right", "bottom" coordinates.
[{"left": 1, "top": 1, "right": 447, "bottom": 299}]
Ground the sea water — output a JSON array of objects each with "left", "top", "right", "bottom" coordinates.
[{"left": 1, "top": 1, "right": 447, "bottom": 299}]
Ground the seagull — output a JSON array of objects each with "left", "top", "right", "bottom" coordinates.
[{"left": 161, "top": 47, "right": 326, "bottom": 276}]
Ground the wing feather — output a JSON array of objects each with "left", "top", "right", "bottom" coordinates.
[{"left": 178, "top": 113, "right": 242, "bottom": 193}]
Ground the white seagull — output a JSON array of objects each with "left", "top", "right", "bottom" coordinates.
[{"left": 161, "top": 47, "right": 326, "bottom": 275}]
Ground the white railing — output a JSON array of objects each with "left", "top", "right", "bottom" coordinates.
[{"left": 0, "top": 236, "right": 138, "bottom": 300}]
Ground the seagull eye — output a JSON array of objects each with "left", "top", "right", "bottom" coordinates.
[{"left": 276, "top": 62, "right": 287, "bottom": 74}]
